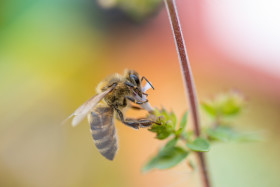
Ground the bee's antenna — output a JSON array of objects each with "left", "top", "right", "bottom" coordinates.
[{"left": 141, "top": 76, "right": 155, "bottom": 90}]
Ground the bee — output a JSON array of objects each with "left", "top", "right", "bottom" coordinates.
[{"left": 64, "top": 70, "right": 157, "bottom": 160}]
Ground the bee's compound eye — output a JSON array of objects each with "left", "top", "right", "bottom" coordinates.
[{"left": 130, "top": 74, "right": 140, "bottom": 86}]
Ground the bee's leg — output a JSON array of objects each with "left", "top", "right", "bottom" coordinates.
[
  {"left": 114, "top": 107, "right": 156, "bottom": 129},
  {"left": 125, "top": 82, "right": 147, "bottom": 98},
  {"left": 114, "top": 107, "right": 139, "bottom": 129},
  {"left": 126, "top": 118, "right": 155, "bottom": 128},
  {"left": 125, "top": 81, "right": 135, "bottom": 88},
  {"left": 131, "top": 105, "right": 142, "bottom": 110},
  {"left": 126, "top": 96, "right": 148, "bottom": 105}
]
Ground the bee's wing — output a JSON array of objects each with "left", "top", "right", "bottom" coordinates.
[
  {"left": 63, "top": 84, "right": 116, "bottom": 127},
  {"left": 88, "top": 105, "right": 118, "bottom": 160}
]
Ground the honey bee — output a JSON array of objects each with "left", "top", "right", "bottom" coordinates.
[{"left": 64, "top": 70, "right": 157, "bottom": 160}]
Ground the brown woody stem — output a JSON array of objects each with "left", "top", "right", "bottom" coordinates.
[{"left": 164, "top": 0, "right": 211, "bottom": 186}]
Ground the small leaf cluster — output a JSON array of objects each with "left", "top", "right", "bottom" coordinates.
[
  {"left": 201, "top": 91, "right": 245, "bottom": 118},
  {"left": 143, "top": 108, "right": 210, "bottom": 173},
  {"left": 143, "top": 91, "right": 257, "bottom": 172},
  {"left": 202, "top": 91, "right": 257, "bottom": 143},
  {"left": 148, "top": 109, "right": 181, "bottom": 140}
]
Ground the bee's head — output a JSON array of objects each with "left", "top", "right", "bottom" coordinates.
[
  {"left": 124, "top": 69, "right": 143, "bottom": 97},
  {"left": 124, "top": 69, "right": 154, "bottom": 99}
]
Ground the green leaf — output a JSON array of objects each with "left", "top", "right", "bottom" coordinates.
[
  {"left": 142, "top": 146, "right": 189, "bottom": 173},
  {"left": 179, "top": 111, "right": 188, "bottom": 131},
  {"left": 159, "top": 138, "right": 178, "bottom": 154},
  {"left": 157, "top": 108, "right": 177, "bottom": 128},
  {"left": 219, "top": 94, "right": 243, "bottom": 116},
  {"left": 187, "top": 138, "right": 210, "bottom": 152},
  {"left": 175, "top": 128, "right": 183, "bottom": 136},
  {"left": 170, "top": 111, "right": 177, "bottom": 128},
  {"left": 175, "top": 112, "right": 188, "bottom": 137},
  {"left": 207, "top": 126, "right": 233, "bottom": 142},
  {"left": 201, "top": 102, "right": 217, "bottom": 117},
  {"left": 207, "top": 126, "right": 261, "bottom": 142},
  {"left": 233, "top": 132, "right": 262, "bottom": 142},
  {"left": 201, "top": 91, "right": 245, "bottom": 117},
  {"left": 149, "top": 123, "right": 173, "bottom": 140},
  {"left": 161, "top": 108, "right": 170, "bottom": 121},
  {"left": 149, "top": 108, "right": 178, "bottom": 140},
  {"left": 153, "top": 108, "right": 162, "bottom": 118}
]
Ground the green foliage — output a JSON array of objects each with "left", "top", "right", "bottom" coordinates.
[
  {"left": 163, "top": 138, "right": 178, "bottom": 150},
  {"left": 143, "top": 109, "right": 197, "bottom": 172},
  {"left": 143, "top": 138, "right": 189, "bottom": 172},
  {"left": 148, "top": 108, "right": 177, "bottom": 139},
  {"left": 97, "top": 0, "right": 163, "bottom": 21},
  {"left": 142, "top": 146, "right": 189, "bottom": 173},
  {"left": 187, "top": 138, "right": 210, "bottom": 152},
  {"left": 207, "top": 126, "right": 261, "bottom": 142},
  {"left": 206, "top": 126, "right": 233, "bottom": 142},
  {"left": 148, "top": 123, "right": 173, "bottom": 140},
  {"left": 176, "top": 111, "right": 188, "bottom": 136},
  {"left": 179, "top": 111, "right": 188, "bottom": 131},
  {"left": 202, "top": 91, "right": 245, "bottom": 118},
  {"left": 143, "top": 91, "right": 258, "bottom": 173}
]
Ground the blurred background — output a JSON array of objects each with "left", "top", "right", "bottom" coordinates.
[{"left": 1, "top": 0, "right": 280, "bottom": 187}]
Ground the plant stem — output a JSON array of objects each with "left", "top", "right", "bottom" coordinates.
[{"left": 164, "top": 0, "right": 211, "bottom": 187}]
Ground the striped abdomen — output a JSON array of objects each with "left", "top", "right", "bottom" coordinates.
[{"left": 88, "top": 104, "right": 118, "bottom": 160}]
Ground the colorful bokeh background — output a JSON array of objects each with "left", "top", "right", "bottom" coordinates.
[{"left": 1, "top": 0, "right": 280, "bottom": 187}]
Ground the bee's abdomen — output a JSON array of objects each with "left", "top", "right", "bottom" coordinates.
[{"left": 88, "top": 106, "right": 118, "bottom": 160}]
